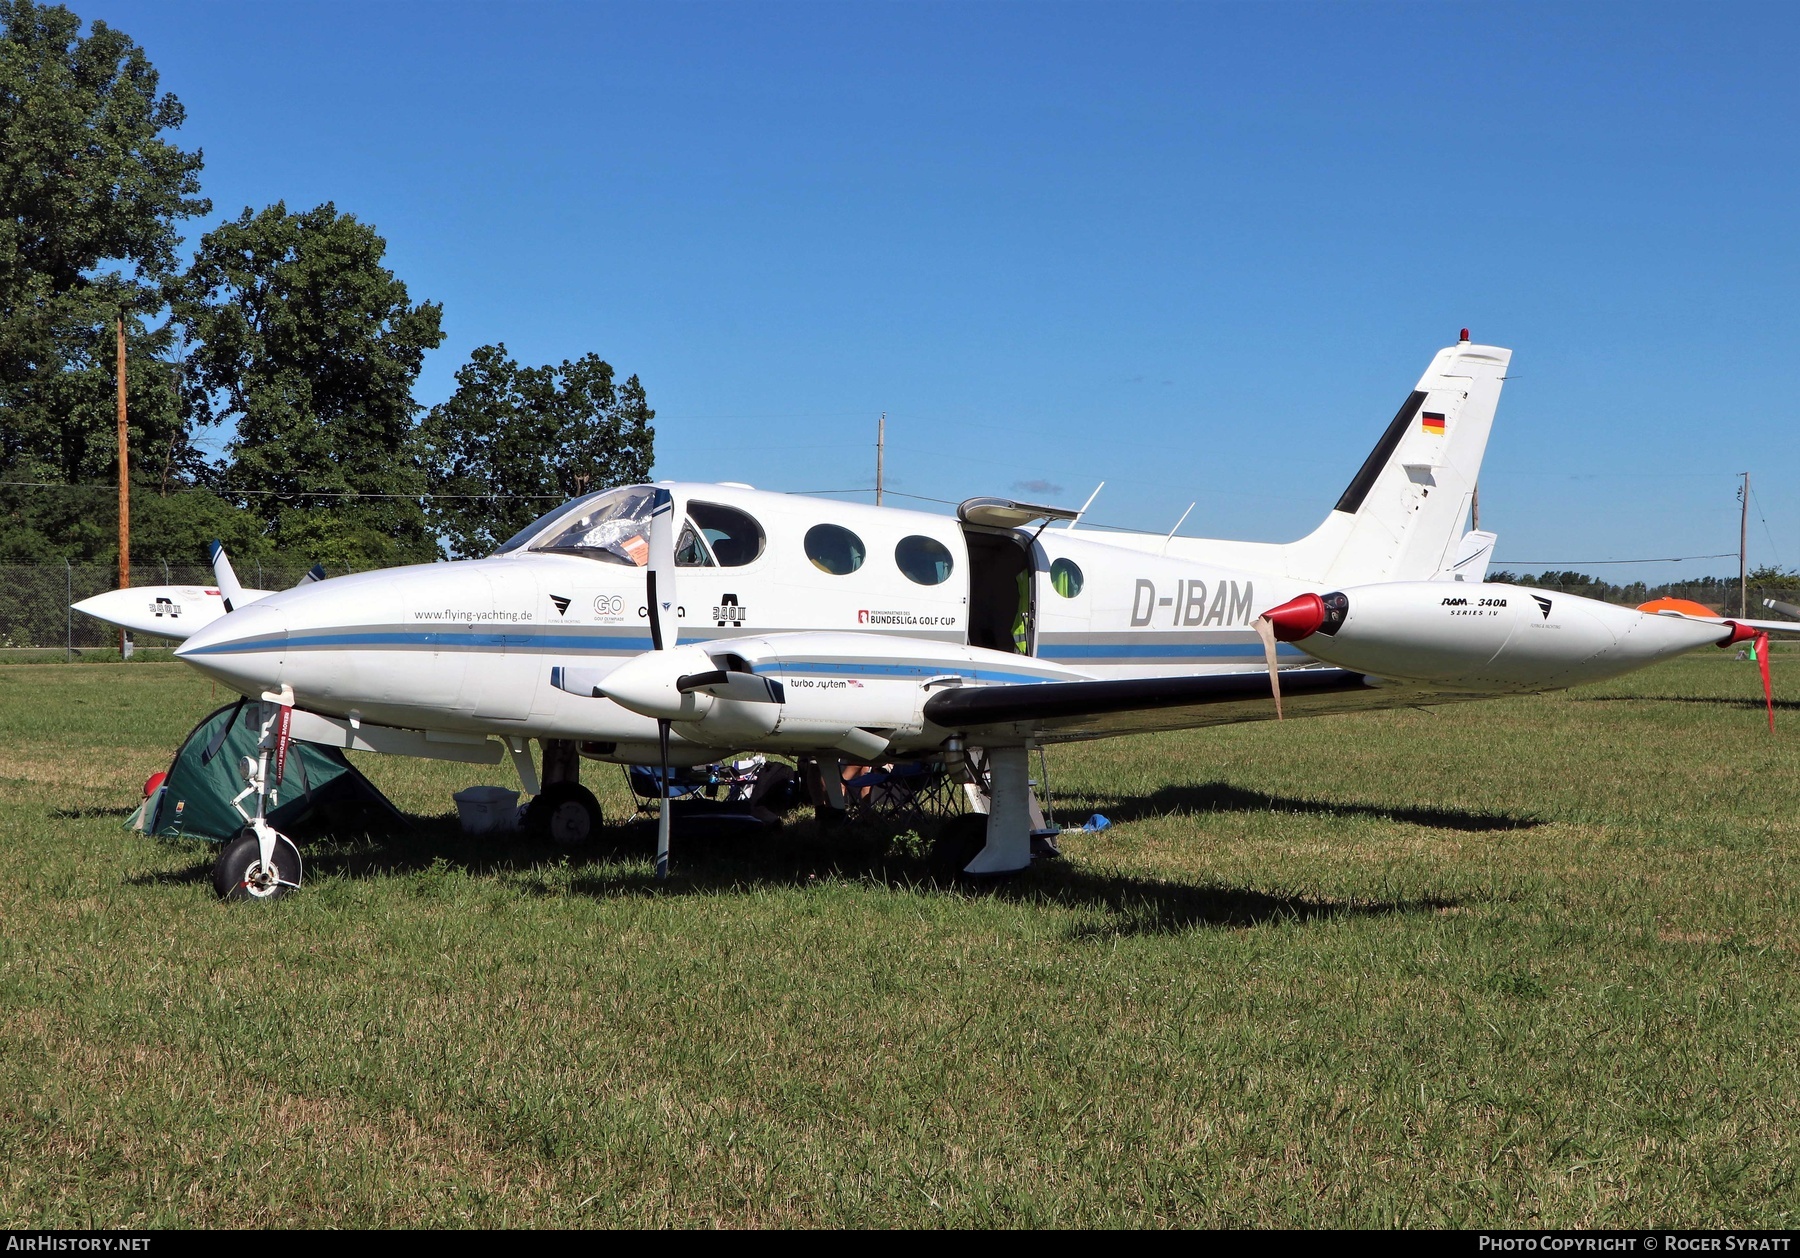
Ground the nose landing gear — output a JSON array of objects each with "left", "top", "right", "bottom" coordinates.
[
  {"left": 212, "top": 688, "right": 304, "bottom": 902},
  {"left": 213, "top": 826, "right": 304, "bottom": 901}
]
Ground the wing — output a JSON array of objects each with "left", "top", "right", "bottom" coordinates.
[
  {"left": 1649, "top": 612, "right": 1800, "bottom": 637},
  {"left": 921, "top": 667, "right": 1506, "bottom": 745}
]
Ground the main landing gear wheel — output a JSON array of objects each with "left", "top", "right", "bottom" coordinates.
[
  {"left": 929, "top": 812, "right": 990, "bottom": 878},
  {"left": 212, "top": 828, "right": 303, "bottom": 901},
  {"left": 526, "top": 782, "right": 603, "bottom": 846}
]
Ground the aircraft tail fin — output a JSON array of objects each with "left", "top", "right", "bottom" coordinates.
[
  {"left": 1282, "top": 337, "right": 1511, "bottom": 586},
  {"left": 208, "top": 540, "right": 246, "bottom": 613}
]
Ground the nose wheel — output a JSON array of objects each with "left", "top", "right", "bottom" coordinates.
[
  {"left": 214, "top": 690, "right": 305, "bottom": 901},
  {"left": 213, "top": 825, "right": 303, "bottom": 901}
]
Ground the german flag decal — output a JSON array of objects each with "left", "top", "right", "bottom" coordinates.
[{"left": 1421, "top": 412, "right": 1446, "bottom": 435}]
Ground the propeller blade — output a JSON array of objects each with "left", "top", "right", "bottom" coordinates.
[
  {"left": 646, "top": 489, "right": 678, "bottom": 652},
  {"left": 207, "top": 540, "right": 246, "bottom": 614},
  {"left": 1253, "top": 615, "right": 1284, "bottom": 720},
  {"left": 656, "top": 718, "right": 672, "bottom": 880},
  {"left": 294, "top": 563, "right": 327, "bottom": 587},
  {"left": 273, "top": 702, "right": 293, "bottom": 784},
  {"left": 1757, "top": 631, "right": 1774, "bottom": 733},
  {"left": 676, "top": 669, "right": 786, "bottom": 704},
  {"left": 260, "top": 684, "right": 296, "bottom": 785}
]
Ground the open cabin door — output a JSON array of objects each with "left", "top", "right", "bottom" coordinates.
[
  {"left": 961, "top": 526, "right": 1035, "bottom": 655},
  {"left": 955, "top": 496, "right": 1081, "bottom": 657}
]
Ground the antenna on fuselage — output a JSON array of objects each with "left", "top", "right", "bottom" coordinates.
[
  {"left": 1066, "top": 482, "right": 1104, "bottom": 531},
  {"left": 1160, "top": 503, "right": 1196, "bottom": 556}
]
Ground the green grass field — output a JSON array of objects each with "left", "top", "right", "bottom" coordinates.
[{"left": 3, "top": 655, "right": 1799, "bottom": 1227}]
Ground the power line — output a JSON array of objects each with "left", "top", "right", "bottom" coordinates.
[
  {"left": 0, "top": 479, "right": 567, "bottom": 501},
  {"left": 1490, "top": 552, "right": 1739, "bottom": 567},
  {"left": 1750, "top": 483, "right": 1784, "bottom": 568}
]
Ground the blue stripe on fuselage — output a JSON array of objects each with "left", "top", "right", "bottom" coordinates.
[
  {"left": 1041, "top": 641, "right": 1307, "bottom": 660},
  {"left": 182, "top": 627, "right": 1306, "bottom": 672},
  {"left": 754, "top": 659, "right": 1061, "bottom": 686}
]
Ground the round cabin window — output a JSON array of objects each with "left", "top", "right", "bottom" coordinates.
[
  {"left": 895, "top": 535, "right": 954, "bottom": 586},
  {"left": 804, "top": 524, "right": 866, "bottom": 575},
  {"left": 1049, "top": 558, "right": 1084, "bottom": 598}
]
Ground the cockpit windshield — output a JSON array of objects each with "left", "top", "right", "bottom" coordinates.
[
  {"left": 531, "top": 486, "right": 658, "bottom": 565},
  {"left": 492, "top": 491, "right": 605, "bottom": 556}
]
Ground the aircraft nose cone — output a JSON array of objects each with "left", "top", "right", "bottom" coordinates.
[{"left": 173, "top": 603, "right": 288, "bottom": 696}]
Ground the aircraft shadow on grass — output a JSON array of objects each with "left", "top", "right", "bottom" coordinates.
[
  {"left": 51, "top": 805, "right": 139, "bottom": 820},
  {"left": 129, "top": 803, "right": 1468, "bottom": 938},
  {"left": 1070, "top": 780, "right": 1540, "bottom": 833},
  {"left": 1577, "top": 694, "right": 1800, "bottom": 712}
]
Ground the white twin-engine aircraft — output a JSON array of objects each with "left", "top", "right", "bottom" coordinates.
[{"left": 82, "top": 335, "right": 1793, "bottom": 898}]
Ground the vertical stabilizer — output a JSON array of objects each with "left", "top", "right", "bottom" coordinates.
[
  {"left": 1285, "top": 338, "right": 1511, "bottom": 585},
  {"left": 208, "top": 540, "right": 246, "bottom": 613}
]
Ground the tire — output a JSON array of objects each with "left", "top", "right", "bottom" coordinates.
[
  {"left": 525, "top": 781, "right": 603, "bottom": 846},
  {"left": 212, "top": 829, "right": 303, "bottom": 902}
]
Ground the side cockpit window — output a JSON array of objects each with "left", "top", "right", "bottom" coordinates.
[
  {"left": 526, "top": 490, "right": 766, "bottom": 569},
  {"left": 685, "top": 501, "right": 765, "bottom": 567}
]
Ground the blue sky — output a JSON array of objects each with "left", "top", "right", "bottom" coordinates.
[{"left": 88, "top": 0, "right": 1800, "bottom": 584}]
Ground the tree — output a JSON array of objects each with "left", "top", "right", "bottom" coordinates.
[
  {"left": 421, "top": 343, "right": 655, "bottom": 558},
  {"left": 171, "top": 202, "right": 445, "bottom": 570},
  {"left": 0, "top": 0, "right": 210, "bottom": 562}
]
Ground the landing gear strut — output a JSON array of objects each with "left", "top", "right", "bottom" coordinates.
[
  {"left": 211, "top": 692, "right": 303, "bottom": 901},
  {"left": 963, "top": 744, "right": 1034, "bottom": 875}
]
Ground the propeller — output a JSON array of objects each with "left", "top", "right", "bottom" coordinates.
[
  {"left": 1251, "top": 593, "right": 1330, "bottom": 721},
  {"left": 1252, "top": 616, "right": 1284, "bottom": 720},
  {"left": 646, "top": 489, "right": 678, "bottom": 880},
  {"left": 676, "top": 668, "right": 785, "bottom": 704},
  {"left": 1756, "top": 631, "right": 1774, "bottom": 733},
  {"left": 1720, "top": 620, "right": 1775, "bottom": 733},
  {"left": 260, "top": 684, "right": 296, "bottom": 788}
]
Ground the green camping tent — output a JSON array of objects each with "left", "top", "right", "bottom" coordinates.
[{"left": 147, "top": 701, "right": 402, "bottom": 843}]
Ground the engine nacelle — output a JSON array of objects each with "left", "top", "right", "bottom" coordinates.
[{"left": 1264, "top": 582, "right": 1740, "bottom": 691}]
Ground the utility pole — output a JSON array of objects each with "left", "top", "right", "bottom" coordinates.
[
  {"left": 1740, "top": 471, "right": 1750, "bottom": 619},
  {"left": 876, "top": 413, "right": 885, "bottom": 506},
  {"left": 116, "top": 314, "right": 130, "bottom": 657}
]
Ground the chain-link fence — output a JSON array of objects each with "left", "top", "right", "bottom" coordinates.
[
  {"left": 0, "top": 564, "right": 337, "bottom": 657},
  {"left": 1499, "top": 580, "right": 1799, "bottom": 617}
]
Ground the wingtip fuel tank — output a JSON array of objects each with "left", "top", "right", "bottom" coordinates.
[{"left": 1262, "top": 583, "right": 1743, "bottom": 691}]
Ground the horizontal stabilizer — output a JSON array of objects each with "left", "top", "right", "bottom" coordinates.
[
  {"left": 1651, "top": 611, "right": 1800, "bottom": 638},
  {"left": 1437, "top": 530, "right": 1497, "bottom": 583}
]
